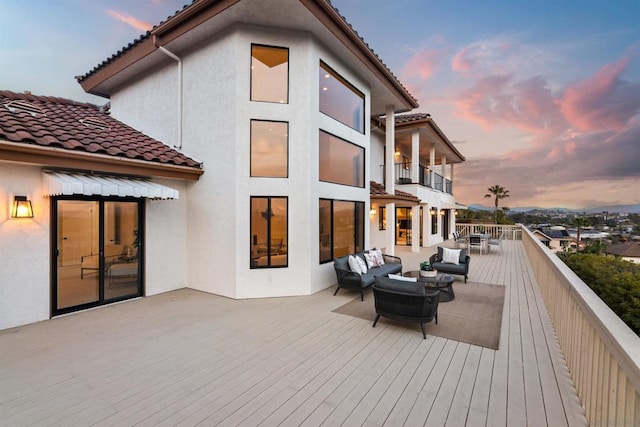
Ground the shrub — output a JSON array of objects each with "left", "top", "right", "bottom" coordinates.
[{"left": 558, "top": 253, "right": 640, "bottom": 335}]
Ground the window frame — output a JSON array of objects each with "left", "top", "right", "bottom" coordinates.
[
  {"left": 250, "top": 44, "right": 289, "bottom": 104},
  {"left": 319, "top": 61, "right": 365, "bottom": 133},
  {"left": 319, "top": 198, "right": 365, "bottom": 264},
  {"left": 250, "top": 119, "right": 289, "bottom": 178},
  {"left": 250, "top": 196, "right": 288, "bottom": 269},
  {"left": 318, "top": 129, "right": 365, "bottom": 188},
  {"left": 379, "top": 206, "right": 386, "bottom": 230}
]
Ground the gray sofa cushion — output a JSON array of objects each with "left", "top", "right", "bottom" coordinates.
[
  {"left": 360, "top": 262, "right": 402, "bottom": 286},
  {"left": 375, "top": 276, "right": 425, "bottom": 294},
  {"left": 432, "top": 261, "right": 467, "bottom": 275}
]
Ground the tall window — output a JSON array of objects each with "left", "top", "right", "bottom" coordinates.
[
  {"left": 379, "top": 206, "right": 386, "bottom": 230},
  {"left": 431, "top": 208, "right": 438, "bottom": 235},
  {"left": 251, "top": 45, "right": 288, "bottom": 103},
  {"left": 319, "top": 199, "right": 364, "bottom": 263},
  {"left": 251, "top": 120, "right": 288, "bottom": 177},
  {"left": 251, "top": 197, "right": 288, "bottom": 268},
  {"left": 319, "top": 130, "right": 364, "bottom": 187},
  {"left": 319, "top": 61, "right": 365, "bottom": 133}
]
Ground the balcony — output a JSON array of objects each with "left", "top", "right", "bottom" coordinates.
[
  {"left": 385, "top": 163, "right": 453, "bottom": 194},
  {"left": 1, "top": 226, "right": 638, "bottom": 425}
]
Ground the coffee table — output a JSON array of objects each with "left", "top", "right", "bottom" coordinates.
[{"left": 403, "top": 271, "right": 455, "bottom": 302}]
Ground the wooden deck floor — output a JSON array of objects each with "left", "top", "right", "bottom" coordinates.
[{"left": 0, "top": 241, "right": 586, "bottom": 426}]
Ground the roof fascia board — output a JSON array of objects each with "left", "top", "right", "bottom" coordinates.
[
  {"left": 299, "top": 0, "right": 418, "bottom": 110},
  {"left": 0, "top": 140, "right": 203, "bottom": 181},
  {"left": 387, "top": 118, "right": 466, "bottom": 162}
]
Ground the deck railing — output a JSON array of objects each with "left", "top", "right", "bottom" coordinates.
[
  {"left": 384, "top": 163, "right": 453, "bottom": 195},
  {"left": 521, "top": 225, "right": 640, "bottom": 427},
  {"left": 455, "top": 223, "right": 522, "bottom": 240}
]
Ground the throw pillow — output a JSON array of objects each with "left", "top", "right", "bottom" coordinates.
[
  {"left": 364, "top": 253, "right": 378, "bottom": 269},
  {"left": 372, "top": 249, "right": 385, "bottom": 266},
  {"left": 442, "top": 247, "right": 461, "bottom": 265},
  {"left": 348, "top": 255, "right": 362, "bottom": 274},
  {"left": 388, "top": 273, "right": 417, "bottom": 282},
  {"left": 356, "top": 256, "right": 368, "bottom": 274}
]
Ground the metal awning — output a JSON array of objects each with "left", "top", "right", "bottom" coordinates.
[{"left": 42, "top": 171, "right": 179, "bottom": 200}]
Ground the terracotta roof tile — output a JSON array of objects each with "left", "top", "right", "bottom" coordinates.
[
  {"left": 0, "top": 90, "right": 201, "bottom": 169},
  {"left": 370, "top": 181, "right": 420, "bottom": 203}
]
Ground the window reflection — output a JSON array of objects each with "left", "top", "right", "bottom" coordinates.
[
  {"left": 319, "top": 199, "right": 364, "bottom": 263},
  {"left": 251, "top": 45, "right": 288, "bottom": 103},
  {"left": 251, "top": 120, "right": 288, "bottom": 177},
  {"left": 251, "top": 196, "right": 288, "bottom": 268},
  {"left": 319, "top": 61, "right": 364, "bottom": 133},
  {"left": 319, "top": 130, "right": 364, "bottom": 187}
]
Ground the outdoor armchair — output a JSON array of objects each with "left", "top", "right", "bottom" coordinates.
[{"left": 429, "top": 247, "right": 470, "bottom": 283}]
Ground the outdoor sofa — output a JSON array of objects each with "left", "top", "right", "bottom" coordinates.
[
  {"left": 372, "top": 276, "right": 440, "bottom": 339},
  {"left": 429, "top": 246, "right": 470, "bottom": 283},
  {"left": 333, "top": 250, "right": 402, "bottom": 301}
]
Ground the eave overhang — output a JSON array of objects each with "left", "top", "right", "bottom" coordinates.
[{"left": 0, "top": 140, "right": 203, "bottom": 181}]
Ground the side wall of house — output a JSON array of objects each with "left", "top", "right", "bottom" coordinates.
[
  {"left": 110, "top": 24, "right": 373, "bottom": 299},
  {"left": 0, "top": 164, "right": 50, "bottom": 329}
]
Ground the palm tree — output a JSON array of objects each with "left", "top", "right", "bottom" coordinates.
[
  {"left": 484, "top": 185, "right": 510, "bottom": 224},
  {"left": 571, "top": 216, "right": 590, "bottom": 252}
]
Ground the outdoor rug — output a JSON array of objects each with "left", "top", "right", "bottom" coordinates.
[{"left": 332, "top": 281, "right": 505, "bottom": 349}]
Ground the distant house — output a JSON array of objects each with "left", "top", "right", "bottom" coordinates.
[
  {"left": 0, "top": 0, "right": 465, "bottom": 330},
  {"left": 605, "top": 242, "right": 640, "bottom": 264},
  {"left": 531, "top": 227, "right": 572, "bottom": 253}
]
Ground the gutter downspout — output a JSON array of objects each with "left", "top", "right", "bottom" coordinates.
[{"left": 153, "top": 35, "right": 183, "bottom": 150}]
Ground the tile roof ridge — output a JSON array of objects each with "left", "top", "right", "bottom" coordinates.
[{"left": 0, "top": 90, "right": 102, "bottom": 110}]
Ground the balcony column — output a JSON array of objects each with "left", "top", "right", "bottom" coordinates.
[
  {"left": 411, "top": 129, "right": 419, "bottom": 184},
  {"left": 429, "top": 144, "right": 435, "bottom": 187},
  {"left": 441, "top": 155, "right": 447, "bottom": 178},
  {"left": 450, "top": 163, "right": 455, "bottom": 193},
  {"left": 411, "top": 204, "right": 420, "bottom": 252},
  {"left": 385, "top": 105, "right": 395, "bottom": 195},
  {"left": 385, "top": 202, "right": 395, "bottom": 256}
]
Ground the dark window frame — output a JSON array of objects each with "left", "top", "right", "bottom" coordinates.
[
  {"left": 318, "top": 129, "right": 365, "bottom": 188},
  {"left": 319, "top": 198, "right": 365, "bottom": 264},
  {"left": 250, "top": 196, "right": 288, "bottom": 269},
  {"left": 250, "top": 44, "right": 290, "bottom": 104},
  {"left": 319, "top": 61, "right": 365, "bottom": 133},
  {"left": 379, "top": 206, "right": 386, "bottom": 230},
  {"left": 431, "top": 207, "right": 438, "bottom": 235},
  {"left": 250, "top": 119, "right": 289, "bottom": 178}
]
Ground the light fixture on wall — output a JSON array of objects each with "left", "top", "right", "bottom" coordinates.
[
  {"left": 454, "top": 209, "right": 458, "bottom": 216},
  {"left": 11, "top": 196, "right": 34, "bottom": 219},
  {"left": 370, "top": 207, "right": 377, "bottom": 216},
  {"left": 439, "top": 209, "right": 445, "bottom": 216},
  {"left": 429, "top": 208, "right": 436, "bottom": 216}
]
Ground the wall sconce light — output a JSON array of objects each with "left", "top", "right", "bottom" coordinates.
[
  {"left": 11, "top": 196, "right": 34, "bottom": 219},
  {"left": 394, "top": 149, "right": 400, "bottom": 157},
  {"left": 429, "top": 208, "right": 436, "bottom": 216},
  {"left": 370, "top": 207, "right": 377, "bottom": 216},
  {"left": 439, "top": 209, "right": 445, "bottom": 216},
  {"left": 454, "top": 209, "right": 458, "bottom": 216}
]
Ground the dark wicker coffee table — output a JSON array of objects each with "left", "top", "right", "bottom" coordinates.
[{"left": 403, "top": 271, "right": 456, "bottom": 302}]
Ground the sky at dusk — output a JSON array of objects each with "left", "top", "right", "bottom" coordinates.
[{"left": 1, "top": 0, "right": 639, "bottom": 209}]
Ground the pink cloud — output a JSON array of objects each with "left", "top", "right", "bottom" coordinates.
[
  {"left": 454, "top": 74, "right": 564, "bottom": 134},
  {"left": 451, "top": 47, "right": 476, "bottom": 73},
  {"left": 107, "top": 10, "right": 153, "bottom": 32},
  {"left": 559, "top": 58, "right": 640, "bottom": 132},
  {"left": 402, "top": 49, "right": 443, "bottom": 80}
]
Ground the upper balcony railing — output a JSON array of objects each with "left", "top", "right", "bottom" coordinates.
[
  {"left": 383, "top": 163, "right": 453, "bottom": 195},
  {"left": 455, "top": 223, "right": 522, "bottom": 240}
]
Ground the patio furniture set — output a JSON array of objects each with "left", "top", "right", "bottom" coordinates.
[{"left": 333, "top": 246, "right": 470, "bottom": 338}]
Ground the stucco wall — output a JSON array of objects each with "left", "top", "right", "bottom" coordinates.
[
  {"left": 110, "top": 24, "right": 373, "bottom": 299},
  {"left": 0, "top": 164, "right": 50, "bottom": 329}
]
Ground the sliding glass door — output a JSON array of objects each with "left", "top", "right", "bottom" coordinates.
[{"left": 53, "top": 198, "right": 143, "bottom": 315}]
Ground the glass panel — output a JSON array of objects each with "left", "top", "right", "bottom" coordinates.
[
  {"left": 251, "top": 197, "right": 269, "bottom": 265},
  {"left": 319, "top": 199, "right": 332, "bottom": 262},
  {"left": 251, "top": 120, "right": 288, "bottom": 177},
  {"left": 333, "top": 200, "right": 355, "bottom": 258},
  {"left": 104, "top": 201, "right": 139, "bottom": 300},
  {"left": 319, "top": 62, "right": 364, "bottom": 133},
  {"left": 355, "top": 202, "right": 364, "bottom": 253},
  {"left": 396, "top": 207, "right": 412, "bottom": 246},
  {"left": 379, "top": 206, "right": 386, "bottom": 230},
  {"left": 432, "top": 208, "right": 438, "bottom": 234},
  {"left": 319, "top": 130, "right": 364, "bottom": 187},
  {"left": 251, "top": 197, "right": 288, "bottom": 268},
  {"left": 251, "top": 45, "right": 288, "bottom": 103},
  {"left": 270, "top": 198, "right": 287, "bottom": 266},
  {"left": 57, "top": 200, "right": 99, "bottom": 309}
]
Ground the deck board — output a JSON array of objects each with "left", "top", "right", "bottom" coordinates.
[{"left": 0, "top": 241, "right": 587, "bottom": 426}]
